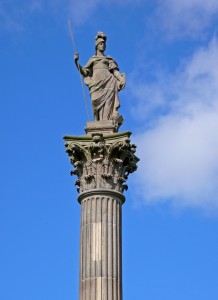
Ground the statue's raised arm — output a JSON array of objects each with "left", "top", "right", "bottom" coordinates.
[{"left": 74, "top": 32, "right": 126, "bottom": 127}]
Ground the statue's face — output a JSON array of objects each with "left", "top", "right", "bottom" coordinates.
[{"left": 97, "top": 41, "right": 106, "bottom": 51}]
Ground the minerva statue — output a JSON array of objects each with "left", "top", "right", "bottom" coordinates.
[{"left": 74, "top": 32, "right": 126, "bottom": 126}]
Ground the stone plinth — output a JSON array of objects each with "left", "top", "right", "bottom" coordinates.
[
  {"left": 85, "top": 118, "right": 124, "bottom": 135},
  {"left": 85, "top": 120, "right": 117, "bottom": 134},
  {"left": 64, "top": 128, "right": 139, "bottom": 300}
]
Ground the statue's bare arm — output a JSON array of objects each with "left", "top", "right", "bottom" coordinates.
[{"left": 74, "top": 53, "right": 89, "bottom": 77}]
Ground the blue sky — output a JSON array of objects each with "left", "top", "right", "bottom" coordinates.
[{"left": 1, "top": 0, "right": 218, "bottom": 299}]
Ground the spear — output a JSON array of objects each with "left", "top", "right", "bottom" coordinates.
[{"left": 68, "top": 19, "right": 90, "bottom": 121}]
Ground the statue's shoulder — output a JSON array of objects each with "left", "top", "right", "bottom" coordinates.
[
  {"left": 106, "top": 55, "right": 118, "bottom": 64},
  {"left": 86, "top": 55, "right": 103, "bottom": 63},
  {"left": 106, "top": 55, "right": 115, "bottom": 60},
  {"left": 90, "top": 55, "right": 115, "bottom": 61},
  {"left": 91, "top": 55, "right": 103, "bottom": 60},
  {"left": 106, "top": 55, "right": 119, "bottom": 70},
  {"left": 83, "top": 56, "right": 97, "bottom": 68},
  {"left": 88, "top": 56, "right": 98, "bottom": 63}
]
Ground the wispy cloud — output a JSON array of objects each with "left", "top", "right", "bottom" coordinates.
[
  {"left": 29, "top": 0, "right": 42, "bottom": 13},
  {"left": 130, "top": 38, "right": 218, "bottom": 213},
  {"left": 0, "top": 0, "right": 42, "bottom": 32},
  {"left": 68, "top": 0, "right": 102, "bottom": 25},
  {"left": 0, "top": 0, "right": 141, "bottom": 32},
  {"left": 156, "top": 0, "right": 218, "bottom": 38},
  {"left": 68, "top": 0, "right": 141, "bottom": 24}
]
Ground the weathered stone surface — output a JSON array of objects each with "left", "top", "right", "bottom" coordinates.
[
  {"left": 85, "top": 120, "right": 123, "bottom": 134},
  {"left": 79, "top": 191, "right": 123, "bottom": 300},
  {"left": 64, "top": 126, "right": 139, "bottom": 300},
  {"left": 74, "top": 32, "right": 126, "bottom": 125},
  {"left": 64, "top": 131, "right": 139, "bottom": 195}
]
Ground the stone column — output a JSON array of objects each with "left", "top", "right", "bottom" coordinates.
[
  {"left": 79, "top": 190, "right": 123, "bottom": 300},
  {"left": 64, "top": 122, "right": 139, "bottom": 300}
]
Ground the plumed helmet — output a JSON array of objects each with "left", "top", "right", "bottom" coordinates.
[{"left": 95, "top": 31, "right": 107, "bottom": 46}]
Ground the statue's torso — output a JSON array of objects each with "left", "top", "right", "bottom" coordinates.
[
  {"left": 83, "top": 56, "right": 117, "bottom": 89},
  {"left": 92, "top": 57, "right": 111, "bottom": 80},
  {"left": 93, "top": 58, "right": 109, "bottom": 70}
]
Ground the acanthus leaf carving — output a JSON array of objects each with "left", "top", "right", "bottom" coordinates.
[{"left": 64, "top": 132, "right": 139, "bottom": 194}]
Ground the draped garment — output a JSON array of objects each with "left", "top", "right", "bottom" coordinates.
[{"left": 82, "top": 55, "right": 120, "bottom": 121}]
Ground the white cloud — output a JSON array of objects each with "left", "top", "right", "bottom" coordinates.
[
  {"left": 130, "top": 38, "right": 218, "bottom": 213},
  {"left": 157, "top": 0, "right": 218, "bottom": 37}
]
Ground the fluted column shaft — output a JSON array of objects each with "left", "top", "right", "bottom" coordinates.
[{"left": 79, "top": 190, "right": 124, "bottom": 300}]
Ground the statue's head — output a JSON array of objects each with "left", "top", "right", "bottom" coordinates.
[{"left": 95, "top": 32, "right": 107, "bottom": 52}]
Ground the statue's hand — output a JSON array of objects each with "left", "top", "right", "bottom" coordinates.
[
  {"left": 118, "top": 73, "right": 126, "bottom": 90},
  {"left": 74, "top": 53, "right": 79, "bottom": 64}
]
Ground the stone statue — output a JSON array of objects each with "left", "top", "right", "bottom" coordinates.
[{"left": 74, "top": 32, "right": 126, "bottom": 125}]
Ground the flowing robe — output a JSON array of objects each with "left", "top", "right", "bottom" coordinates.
[{"left": 82, "top": 55, "right": 121, "bottom": 121}]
